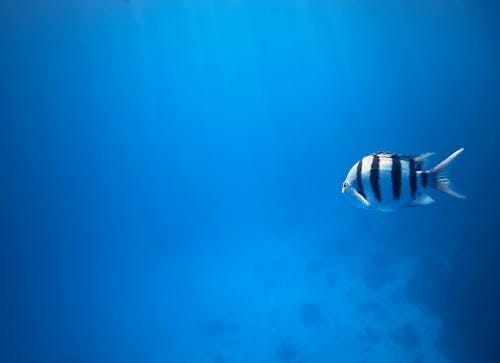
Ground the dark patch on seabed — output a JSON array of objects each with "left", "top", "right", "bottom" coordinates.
[
  {"left": 406, "top": 246, "right": 500, "bottom": 363},
  {"left": 358, "top": 326, "right": 380, "bottom": 345},
  {"left": 276, "top": 339, "right": 299, "bottom": 362},
  {"left": 299, "top": 302, "right": 324, "bottom": 325},
  {"left": 201, "top": 320, "right": 241, "bottom": 338},
  {"left": 390, "top": 323, "right": 420, "bottom": 350}
]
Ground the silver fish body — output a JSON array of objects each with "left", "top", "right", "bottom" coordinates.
[{"left": 341, "top": 148, "right": 465, "bottom": 211}]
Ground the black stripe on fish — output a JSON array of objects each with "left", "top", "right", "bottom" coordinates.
[
  {"left": 356, "top": 160, "right": 366, "bottom": 199},
  {"left": 409, "top": 159, "right": 417, "bottom": 199},
  {"left": 370, "top": 154, "right": 381, "bottom": 202},
  {"left": 391, "top": 155, "right": 402, "bottom": 200},
  {"left": 421, "top": 171, "right": 428, "bottom": 188}
]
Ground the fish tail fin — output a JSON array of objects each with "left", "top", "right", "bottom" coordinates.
[{"left": 428, "top": 147, "right": 466, "bottom": 199}]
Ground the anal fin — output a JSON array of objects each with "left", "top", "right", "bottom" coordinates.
[{"left": 408, "top": 194, "right": 435, "bottom": 207}]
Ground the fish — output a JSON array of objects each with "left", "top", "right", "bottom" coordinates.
[{"left": 341, "top": 148, "right": 465, "bottom": 211}]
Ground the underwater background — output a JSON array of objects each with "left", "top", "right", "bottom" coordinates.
[{"left": 1, "top": 1, "right": 500, "bottom": 363}]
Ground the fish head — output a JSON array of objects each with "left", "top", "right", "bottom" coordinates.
[
  {"left": 342, "top": 164, "right": 357, "bottom": 194},
  {"left": 342, "top": 163, "right": 371, "bottom": 209},
  {"left": 341, "top": 163, "right": 357, "bottom": 194}
]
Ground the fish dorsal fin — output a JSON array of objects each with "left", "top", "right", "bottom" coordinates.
[
  {"left": 371, "top": 151, "right": 394, "bottom": 157},
  {"left": 371, "top": 151, "right": 434, "bottom": 170},
  {"left": 413, "top": 152, "right": 434, "bottom": 170}
]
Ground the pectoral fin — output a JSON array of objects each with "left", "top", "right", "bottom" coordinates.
[{"left": 355, "top": 191, "right": 370, "bottom": 207}]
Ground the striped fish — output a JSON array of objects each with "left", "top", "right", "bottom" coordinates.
[{"left": 341, "top": 148, "right": 465, "bottom": 211}]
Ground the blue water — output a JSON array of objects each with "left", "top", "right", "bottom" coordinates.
[{"left": 1, "top": 1, "right": 499, "bottom": 363}]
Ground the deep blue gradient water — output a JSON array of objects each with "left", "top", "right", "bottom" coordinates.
[{"left": 1, "top": 1, "right": 500, "bottom": 363}]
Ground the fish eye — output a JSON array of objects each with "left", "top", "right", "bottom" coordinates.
[{"left": 343, "top": 182, "right": 348, "bottom": 189}]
